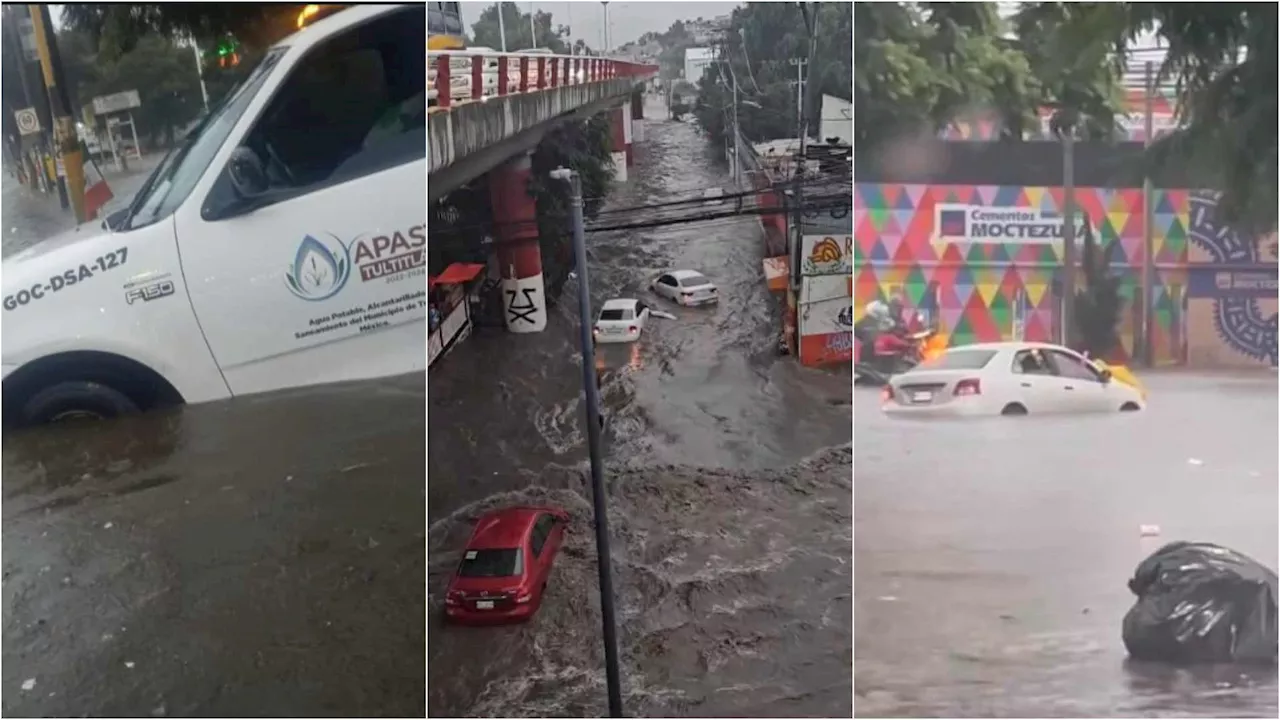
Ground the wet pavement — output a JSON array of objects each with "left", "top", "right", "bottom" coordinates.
[
  {"left": 428, "top": 97, "right": 853, "bottom": 717},
  {"left": 855, "top": 372, "right": 1279, "bottom": 717},
  {"left": 2, "top": 154, "right": 161, "bottom": 258},
  {"left": 2, "top": 376, "right": 426, "bottom": 716}
]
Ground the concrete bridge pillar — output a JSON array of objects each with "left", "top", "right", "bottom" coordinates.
[
  {"left": 607, "top": 107, "right": 630, "bottom": 182},
  {"left": 488, "top": 153, "right": 547, "bottom": 334},
  {"left": 631, "top": 91, "right": 645, "bottom": 143}
]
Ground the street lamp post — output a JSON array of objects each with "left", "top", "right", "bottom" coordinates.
[
  {"left": 496, "top": 1, "right": 508, "bottom": 52},
  {"left": 550, "top": 166, "right": 625, "bottom": 719},
  {"left": 529, "top": 1, "right": 537, "bottom": 49}
]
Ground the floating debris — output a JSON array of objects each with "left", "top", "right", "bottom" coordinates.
[{"left": 21, "top": 678, "right": 36, "bottom": 691}]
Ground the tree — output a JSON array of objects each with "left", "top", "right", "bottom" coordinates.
[
  {"left": 60, "top": 4, "right": 308, "bottom": 58},
  {"left": 528, "top": 115, "right": 614, "bottom": 301},
  {"left": 56, "top": 28, "right": 204, "bottom": 149},
  {"left": 469, "top": 2, "right": 569, "bottom": 54},
  {"left": 1072, "top": 221, "right": 1123, "bottom": 357},
  {"left": 692, "top": 2, "right": 851, "bottom": 146},
  {"left": 1012, "top": 3, "right": 1276, "bottom": 232}
]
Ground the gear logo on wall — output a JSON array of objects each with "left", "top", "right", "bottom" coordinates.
[{"left": 1187, "top": 191, "right": 1278, "bottom": 367}]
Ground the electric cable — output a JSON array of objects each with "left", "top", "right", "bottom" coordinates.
[
  {"left": 425, "top": 195, "right": 851, "bottom": 255},
  {"left": 431, "top": 172, "right": 849, "bottom": 234}
]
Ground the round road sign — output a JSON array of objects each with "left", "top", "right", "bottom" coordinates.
[{"left": 15, "top": 108, "right": 39, "bottom": 135}]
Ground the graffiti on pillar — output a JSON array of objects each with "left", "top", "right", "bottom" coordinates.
[
  {"left": 502, "top": 274, "right": 548, "bottom": 333},
  {"left": 506, "top": 287, "right": 540, "bottom": 326},
  {"left": 1187, "top": 191, "right": 1279, "bottom": 366}
]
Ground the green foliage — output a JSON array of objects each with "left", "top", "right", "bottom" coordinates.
[
  {"left": 528, "top": 115, "right": 614, "bottom": 302},
  {"left": 690, "top": 3, "right": 852, "bottom": 146},
  {"left": 856, "top": 2, "right": 1072, "bottom": 147},
  {"left": 1072, "top": 222, "right": 1123, "bottom": 357},
  {"left": 469, "top": 2, "right": 569, "bottom": 53},
  {"left": 60, "top": 4, "right": 307, "bottom": 58},
  {"left": 58, "top": 29, "right": 204, "bottom": 148}
]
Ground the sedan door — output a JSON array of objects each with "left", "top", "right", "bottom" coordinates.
[
  {"left": 1008, "top": 349, "right": 1071, "bottom": 413},
  {"left": 654, "top": 274, "right": 678, "bottom": 301},
  {"left": 1046, "top": 349, "right": 1112, "bottom": 412}
]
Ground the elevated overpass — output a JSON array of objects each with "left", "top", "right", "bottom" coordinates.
[
  {"left": 428, "top": 51, "right": 657, "bottom": 338},
  {"left": 428, "top": 51, "right": 658, "bottom": 202}
]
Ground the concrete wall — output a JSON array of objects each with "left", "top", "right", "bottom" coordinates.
[{"left": 428, "top": 76, "right": 647, "bottom": 199}]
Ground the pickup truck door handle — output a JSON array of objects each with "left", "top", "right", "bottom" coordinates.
[
  {"left": 1064, "top": 385, "right": 1075, "bottom": 390},
  {"left": 1020, "top": 382, "right": 1031, "bottom": 388}
]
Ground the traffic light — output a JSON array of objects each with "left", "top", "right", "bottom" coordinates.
[{"left": 217, "top": 36, "right": 241, "bottom": 68}]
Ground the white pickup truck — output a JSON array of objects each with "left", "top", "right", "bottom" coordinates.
[{"left": 2, "top": 4, "right": 426, "bottom": 427}]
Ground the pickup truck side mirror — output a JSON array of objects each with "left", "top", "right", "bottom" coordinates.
[
  {"left": 102, "top": 207, "right": 129, "bottom": 231},
  {"left": 227, "top": 146, "right": 269, "bottom": 198},
  {"left": 1099, "top": 367, "right": 1113, "bottom": 383}
]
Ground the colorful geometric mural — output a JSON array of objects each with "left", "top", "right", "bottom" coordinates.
[{"left": 853, "top": 183, "right": 1191, "bottom": 362}]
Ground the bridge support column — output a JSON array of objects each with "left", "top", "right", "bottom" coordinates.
[
  {"left": 608, "top": 107, "right": 629, "bottom": 182},
  {"left": 488, "top": 153, "right": 547, "bottom": 334},
  {"left": 631, "top": 90, "right": 645, "bottom": 143}
]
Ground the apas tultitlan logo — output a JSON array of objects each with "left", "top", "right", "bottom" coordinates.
[{"left": 286, "top": 234, "right": 351, "bottom": 301}]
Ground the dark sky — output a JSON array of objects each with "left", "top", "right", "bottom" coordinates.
[{"left": 458, "top": 2, "right": 742, "bottom": 49}]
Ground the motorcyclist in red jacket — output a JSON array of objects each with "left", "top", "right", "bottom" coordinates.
[{"left": 873, "top": 326, "right": 913, "bottom": 356}]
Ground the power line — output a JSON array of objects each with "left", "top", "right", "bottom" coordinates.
[{"left": 427, "top": 195, "right": 850, "bottom": 254}]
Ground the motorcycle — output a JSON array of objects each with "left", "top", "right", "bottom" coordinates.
[{"left": 854, "top": 326, "right": 943, "bottom": 386}]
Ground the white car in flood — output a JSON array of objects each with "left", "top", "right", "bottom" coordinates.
[
  {"left": 650, "top": 269, "right": 718, "bottom": 306},
  {"left": 1, "top": 5, "right": 426, "bottom": 428},
  {"left": 593, "top": 298, "right": 651, "bottom": 344},
  {"left": 882, "top": 342, "right": 1146, "bottom": 417}
]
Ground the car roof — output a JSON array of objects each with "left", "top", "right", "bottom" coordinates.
[
  {"left": 275, "top": 4, "right": 406, "bottom": 54},
  {"left": 946, "top": 341, "right": 1066, "bottom": 353},
  {"left": 669, "top": 269, "right": 706, "bottom": 279},
  {"left": 602, "top": 298, "right": 638, "bottom": 310},
  {"left": 469, "top": 507, "right": 553, "bottom": 548}
]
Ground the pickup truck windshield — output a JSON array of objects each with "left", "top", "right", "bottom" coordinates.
[{"left": 123, "top": 47, "right": 287, "bottom": 231}]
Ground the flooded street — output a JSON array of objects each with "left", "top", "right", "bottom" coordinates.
[
  {"left": 855, "top": 372, "right": 1278, "bottom": 718},
  {"left": 428, "top": 100, "right": 853, "bottom": 717},
  {"left": 2, "top": 377, "right": 426, "bottom": 717}
]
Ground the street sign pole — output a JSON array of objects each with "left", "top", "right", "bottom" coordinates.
[{"left": 28, "top": 4, "right": 86, "bottom": 222}]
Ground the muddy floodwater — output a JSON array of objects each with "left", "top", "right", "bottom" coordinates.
[
  {"left": 855, "top": 372, "right": 1278, "bottom": 718},
  {"left": 428, "top": 99, "right": 853, "bottom": 717},
  {"left": 2, "top": 376, "right": 426, "bottom": 717}
]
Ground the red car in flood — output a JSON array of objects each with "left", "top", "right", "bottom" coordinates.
[{"left": 444, "top": 505, "right": 570, "bottom": 624}]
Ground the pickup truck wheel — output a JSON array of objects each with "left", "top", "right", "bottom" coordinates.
[{"left": 21, "top": 381, "right": 139, "bottom": 425}]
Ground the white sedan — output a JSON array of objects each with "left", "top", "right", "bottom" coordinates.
[
  {"left": 881, "top": 342, "right": 1146, "bottom": 417},
  {"left": 650, "top": 269, "right": 719, "bottom": 306},
  {"left": 593, "top": 298, "right": 652, "bottom": 344}
]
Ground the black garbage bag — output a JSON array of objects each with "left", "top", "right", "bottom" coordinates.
[{"left": 1122, "top": 541, "right": 1278, "bottom": 664}]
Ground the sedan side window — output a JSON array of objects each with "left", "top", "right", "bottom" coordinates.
[
  {"left": 659, "top": 275, "right": 678, "bottom": 287},
  {"left": 1011, "top": 349, "right": 1053, "bottom": 375},
  {"left": 206, "top": 6, "right": 425, "bottom": 216},
  {"left": 530, "top": 514, "right": 555, "bottom": 557},
  {"left": 1050, "top": 350, "right": 1104, "bottom": 382}
]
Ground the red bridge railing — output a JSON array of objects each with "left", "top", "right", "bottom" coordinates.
[{"left": 427, "top": 50, "right": 658, "bottom": 111}]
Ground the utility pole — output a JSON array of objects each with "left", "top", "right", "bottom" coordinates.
[
  {"left": 29, "top": 4, "right": 85, "bottom": 222},
  {"left": 496, "top": 1, "right": 508, "bottom": 52},
  {"left": 1060, "top": 127, "right": 1077, "bottom": 348},
  {"left": 601, "top": 1, "right": 610, "bottom": 53},
  {"left": 789, "top": 57, "right": 807, "bottom": 143},
  {"left": 192, "top": 39, "right": 211, "bottom": 113},
  {"left": 1140, "top": 60, "right": 1155, "bottom": 367},
  {"left": 549, "top": 166, "right": 625, "bottom": 719},
  {"left": 529, "top": 1, "right": 537, "bottom": 49}
]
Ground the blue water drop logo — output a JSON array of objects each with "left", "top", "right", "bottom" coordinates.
[{"left": 285, "top": 234, "right": 351, "bottom": 301}]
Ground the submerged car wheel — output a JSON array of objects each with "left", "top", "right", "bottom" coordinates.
[
  {"left": 1000, "top": 402, "right": 1029, "bottom": 416},
  {"left": 1120, "top": 401, "right": 1142, "bottom": 412},
  {"left": 22, "top": 381, "right": 139, "bottom": 425}
]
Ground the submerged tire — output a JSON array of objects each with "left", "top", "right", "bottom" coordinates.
[
  {"left": 21, "top": 381, "right": 139, "bottom": 425},
  {"left": 1000, "top": 402, "right": 1028, "bottom": 416}
]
